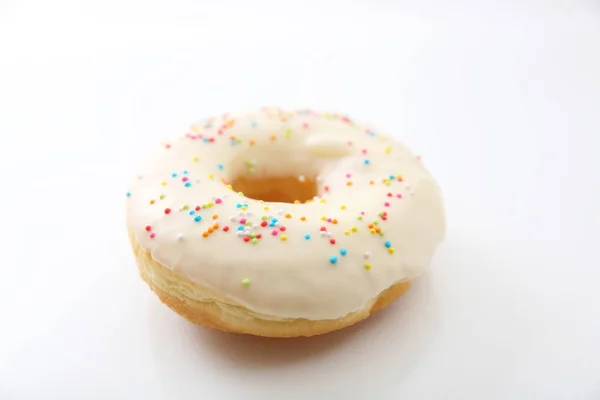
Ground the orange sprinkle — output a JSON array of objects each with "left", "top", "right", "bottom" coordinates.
[
  {"left": 202, "top": 232, "right": 209, "bottom": 238},
  {"left": 369, "top": 180, "right": 375, "bottom": 185},
  {"left": 270, "top": 134, "right": 277, "bottom": 141},
  {"left": 368, "top": 224, "right": 374, "bottom": 229},
  {"left": 212, "top": 214, "right": 218, "bottom": 220},
  {"left": 285, "top": 213, "right": 292, "bottom": 219},
  {"left": 213, "top": 223, "right": 219, "bottom": 229},
  {"left": 208, "top": 227, "right": 214, "bottom": 233},
  {"left": 346, "top": 181, "right": 353, "bottom": 186},
  {"left": 149, "top": 200, "right": 155, "bottom": 204},
  {"left": 300, "top": 216, "right": 306, "bottom": 221},
  {"left": 249, "top": 139, "right": 255, "bottom": 146},
  {"left": 332, "top": 219, "right": 338, "bottom": 224},
  {"left": 294, "top": 200, "right": 301, "bottom": 204}
]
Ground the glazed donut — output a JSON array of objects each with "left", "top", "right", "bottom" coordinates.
[{"left": 126, "top": 108, "right": 445, "bottom": 337}]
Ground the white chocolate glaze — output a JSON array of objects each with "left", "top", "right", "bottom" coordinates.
[{"left": 126, "top": 108, "right": 445, "bottom": 320}]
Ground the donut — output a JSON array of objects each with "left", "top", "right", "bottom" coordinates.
[{"left": 126, "top": 107, "right": 445, "bottom": 337}]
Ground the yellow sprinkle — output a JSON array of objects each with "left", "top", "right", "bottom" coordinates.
[
  {"left": 344, "top": 230, "right": 350, "bottom": 235},
  {"left": 370, "top": 228, "right": 376, "bottom": 234},
  {"left": 208, "top": 202, "right": 214, "bottom": 207},
  {"left": 385, "top": 146, "right": 391, "bottom": 154},
  {"left": 340, "top": 205, "right": 346, "bottom": 210},
  {"left": 182, "top": 204, "right": 189, "bottom": 210},
  {"left": 161, "top": 181, "right": 167, "bottom": 186},
  {"left": 365, "top": 263, "right": 371, "bottom": 270},
  {"left": 320, "top": 198, "right": 326, "bottom": 203},
  {"left": 388, "top": 248, "right": 395, "bottom": 254},
  {"left": 281, "top": 234, "right": 288, "bottom": 241},
  {"left": 284, "top": 128, "right": 292, "bottom": 138},
  {"left": 238, "top": 192, "right": 244, "bottom": 196},
  {"left": 321, "top": 216, "right": 326, "bottom": 221},
  {"left": 208, "top": 174, "right": 214, "bottom": 179},
  {"left": 351, "top": 226, "right": 358, "bottom": 232},
  {"left": 264, "top": 206, "right": 269, "bottom": 211},
  {"left": 225, "top": 184, "right": 233, "bottom": 190},
  {"left": 396, "top": 174, "right": 403, "bottom": 180},
  {"left": 193, "top": 157, "right": 199, "bottom": 162}
]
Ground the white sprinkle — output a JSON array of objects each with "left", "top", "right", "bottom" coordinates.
[
  {"left": 298, "top": 175, "right": 306, "bottom": 182},
  {"left": 252, "top": 224, "right": 259, "bottom": 230},
  {"left": 364, "top": 252, "right": 371, "bottom": 259},
  {"left": 177, "top": 234, "right": 184, "bottom": 241},
  {"left": 409, "top": 191, "right": 415, "bottom": 196},
  {"left": 137, "top": 175, "right": 143, "bottom": 180},
  {"left": 320, "top": 231, "right": 329, "bottom": 237},
  {"left": 195, "top": 179, "right": 201, "bottom": 183},
  {"left": 246, "top": 212, "right": 253, "bottom": 217},
  {"left": 236, "top": 231, "right": 245, "bottom": 237},
  {"left": 229, "top": 215, "right": 237, "bottom": 222},
  {"left": 277, "top": 209, "right": 284, "bottom": 216}
]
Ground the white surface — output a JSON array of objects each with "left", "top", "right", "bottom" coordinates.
[{"left": 1, "top": 1, "right": 600, "bottom": 399}]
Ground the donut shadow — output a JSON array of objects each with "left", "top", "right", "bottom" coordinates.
[{"left": 184, "top": 272, "right": 439, "bottom": 369}]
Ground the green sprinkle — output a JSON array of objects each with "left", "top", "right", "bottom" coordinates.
[{"left": 242, "top": 278, "right": 251, "bottom": 287}]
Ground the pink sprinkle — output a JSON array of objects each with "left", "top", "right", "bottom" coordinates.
[
  {"left": 346, "top": 173, "right": 352, "bottom": 178},
  {"left": 396, "top": 193, "right": 403, "bottom": 198},
  {"left": 360, "top": 211, "right": 365, "bottom": 215},
  {"left": 165, "top": 144, "right": 171, "bottom": 149},
  {"left": 149, "top": 233, "right": 156, "bottom": 239},
  {"left": 361, "top": 148, "right": 367, "bottom": 155},
  {"left": 303, "top": 122, "right": 309, "bottom": 128},
  {"left": 239, "top": 218, "right": 247, "bottom": 224},
  {"left": 347, "top": 141, "right": 353, "bottom": 146},
  {"left": 182, "top": 177, "right": 189, "bottom": 182},
  {"left": 384, "top": 202, "right": 390, "bottom": 207},
  {"left": 271, "top": 230, "right": 278, "bottom": 236},
  {"left": 215, "top": 198, "right": 222, "bottom": 204},
  {"left": 327, "top": 218, "right": 332, "bottom": 223}
]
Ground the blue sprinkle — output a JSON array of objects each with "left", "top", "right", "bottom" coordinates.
[
  {"left": 340, "top": 248, "right": 347, "bottom": 256},
  {"left": 237, "top": 225, "right": 244, "bottom": 231},
  {"left": 188, "top": 210, "right": 195, "bottom": 215},
  {"left": 272, "top": 218, "right": 278, "bottom": 224},
  {"left": 251, "top": 121, "right": 258, "bottom": 128},
  {"left": 364, "top": 159, "right": 370, "bottom": 165},
  {"left": 183, "top": 170, "right": 188, "bottom": 174},
  {"left": 384, "top": 241, "right": 391, "bottom": 248},
  {"left": 126, "top": 192, "right": 131, "bottom": 197},
  {"left": 236, "top": 203, "right": 242, "bottom": 208},
  {"left": 172, "top": 173, "right": 178, "bottom": 178},
  {"left": 304, "top": 234, "right": 311, "bottom": 240},
  {"left": 230, "top": 140, "right": 237, "bottom": 146},
  {"left": 217, "top": 163, "right": 224, "bottom": 170},
  {"left": 184, "top": 182, "right": 191, "bottom": 187},
  {"left": 194, "top": 215, "right": 202, "bottom": 222},
  {"left": 269, "top": 222, "right": 275, "bottom": 227},
  {"left": 329, "top": 256, "right": 338, "bottom": 264},
  {"left": 203, "top": 138, "right": 210, "bottom": 143},
  {"left": 389, "top": 175, "right": 395, "bottom": 179}
]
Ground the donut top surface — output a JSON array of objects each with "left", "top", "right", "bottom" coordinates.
[{"left": 126, "top": 108, "right": 445, "bottom": 320}]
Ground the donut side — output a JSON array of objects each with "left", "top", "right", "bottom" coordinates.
[{"left": 130, "top": 231, "right": 411, "bottom": 338}]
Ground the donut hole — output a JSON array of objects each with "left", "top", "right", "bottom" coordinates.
[{"left": 229, "top": 176, "right": 317, "bottom": 203}]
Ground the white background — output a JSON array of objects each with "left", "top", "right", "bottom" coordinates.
[{"left": 1, "top": 1, "right": 600, "bottom": 399}]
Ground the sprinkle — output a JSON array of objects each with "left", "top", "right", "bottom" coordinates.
[
  {"left": 189, "top": 210, "right": 195, "bottom": 215},
  {"left": 242, "top": 278, "right": 251, "bottom": 287},
  {"left": 280, "top": 234, "right": 288, "bottom": 241},
  {"left": 364, "top": 159, "right": 370, "bottom": 165},
  {"left": 149, "top": 200, "right": 155, "bottom": 205},
  {"left": 217, "top": 163, "right": 224, "bottom": 170},
  {"left": 340, "top": 205, "right": 346, "bottom": 210},
  {"left": 271, "top": 230, "right": 278, "bottom": 236},
  {"left": 251, "top": 238, "right": 258, "bottom": 244},
  {"left": 384, "top": 202, "right": 390, "bottom": 207},
  {"left": 222, "top": 226, "right": 229, "bottom": 232},
  {"left": 184, "top": 182, "right": 191, "bottom": 187},
  {"left": 183, "top": 170, "right": 188, "bottom": 174},
  {"left": 365, "top": 263, "right": 372, "bottom": 270},
  {"left": 385, "top": 146, "right": 391, "bottom": 154},
  {"left": 126, "top": 192, "right": 131, "bottom": 197},
  {"left": 388, "top": 248, "right": 395, "bottom": 254},
  {"left": 396, "top": 193, "right": 403, "bottom": 199},
  {"left": 300, "top": 216, "right": 306, "bottom": 221},
  {"left": 164, "top": 208, "right": 171, "bottom": 214},
  {"left": 304, "top": 234, "right": 311, "bottom": 240},
  {"left": 340, "top": 248, "right": 347, "bottom": 256},
  {"left": 329, "top": 256, "right": 338, "bottom": 264},
  {"left": 384, "top": 241, "right": 391, "bottom": 248},
  {"left": 159, "top": 194, "right": 165, "bottom": 200},
  {"left": 193, "top": 157, "right": 199, "bottom": 162},
  {"left": 177, "top": 234, "right": 184, "bottom": 241},
  {"left": 351, "top": 226, "right": 358, "bottom": 232},
  {"left": 329, "top": 238, "right": 336, "bottom": 245},
  {"left": 364, "top": 252, "right": 371, "bottom": 259},
  {"left": 194, "top": 215, "right": 202, "bottom": 222},
  {"left": 172, "top": 173, "right": 178, "bottom": 178},
  {"left": 145, "top": 225, "right": 151, "bottom": 231},
  {"left": 161, "top": 181, "right": 167, "bottom": 186},
  {"left": 149, "top": 232, "right": 156, "bottom": 239}
]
